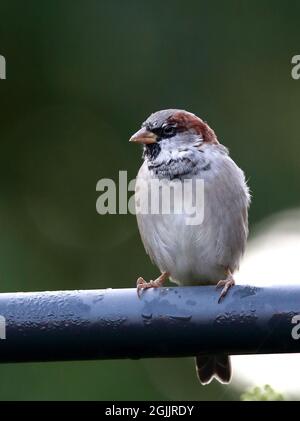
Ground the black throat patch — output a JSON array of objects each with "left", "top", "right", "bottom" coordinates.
[{"left": 143, "top": 143, "right": 161, "bottom": 161}]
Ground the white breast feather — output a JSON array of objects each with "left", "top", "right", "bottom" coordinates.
[{"left": 136, "top": 144, "right": 250, "bottom": 286}]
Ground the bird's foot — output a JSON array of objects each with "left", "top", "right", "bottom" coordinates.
[
  {"left": 136, "top": 272, "right": 169, "bottom": 298},
  {"left": 216, "top": 271, "right": 235, "bottom": 303}
]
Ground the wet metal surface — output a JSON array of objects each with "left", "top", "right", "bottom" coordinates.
[{"left": 0, "top": 285, "right": 299, "bottom": 362}]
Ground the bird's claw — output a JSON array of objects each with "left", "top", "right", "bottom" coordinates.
[
  {"left": 136, "top": 273, "right": 169, "bottom": 298},
  {"left": 136, "top": 277, "right": 154, "bottom": 298},
  {"left": 216, "top": 278, "right": 235, "bottom": 303}
]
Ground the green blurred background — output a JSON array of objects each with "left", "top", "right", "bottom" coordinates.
[{"left": 0, "top": 0, "right": 299, "bottom": 400}]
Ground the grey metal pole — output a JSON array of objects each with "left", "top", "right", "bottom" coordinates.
[{"left": 0, "top": 285, "right": 299, "bottom": 363}]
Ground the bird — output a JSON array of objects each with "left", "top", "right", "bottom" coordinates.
[{"left": 129, "top": 109, "right": 250, "bottom": 385}]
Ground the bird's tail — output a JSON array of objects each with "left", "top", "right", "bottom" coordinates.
[{"left": 195, "top": 354, "right": 231, "bottom": 385}]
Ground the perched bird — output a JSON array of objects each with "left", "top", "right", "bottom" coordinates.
[{"left": 129, "top": 109, "right": 250, "bottom": 385}]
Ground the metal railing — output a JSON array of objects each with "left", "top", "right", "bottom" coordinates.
[{"left": 0, "top": 285, "right": 299, "bottom": 363}]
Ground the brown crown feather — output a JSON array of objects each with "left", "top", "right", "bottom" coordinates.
[{"left": 168, "top": 111, "right": 219, "bottom": 144}]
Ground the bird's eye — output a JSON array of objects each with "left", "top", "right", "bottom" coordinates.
[{"left": 162, "top": 125, "right": 176, "bottom": 137}]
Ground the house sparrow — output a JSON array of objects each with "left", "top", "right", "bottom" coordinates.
[{"left": 129, "top": 109, "right": 250, "bottom": 385}]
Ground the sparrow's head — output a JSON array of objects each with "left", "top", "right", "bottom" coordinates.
[{"left": 129, "top": 109, "right": 218, "bottom": 161}]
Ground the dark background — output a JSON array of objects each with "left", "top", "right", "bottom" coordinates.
[{"left": 0, "top": 0, "right": 299, "bottom": 400}]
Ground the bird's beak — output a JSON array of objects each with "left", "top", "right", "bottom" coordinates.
[{"left": 129, "top": 127, "right": 157, "bottom": 144}]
